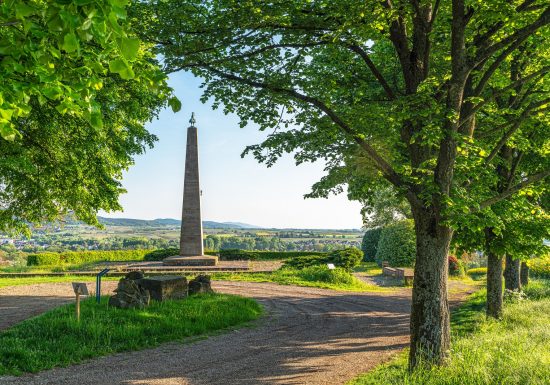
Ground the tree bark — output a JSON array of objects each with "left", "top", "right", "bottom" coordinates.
[
  {"left": 504, "top": 255, "right": 521, "bottom": 291},
  {"left": 520, "top": 261, "right": 529, "bottom": 286},
  {"left": 486, "top": 251, "right": 504, "bottom": 319},
  {"left": 409, "top": 205, "right": 451, "bottom": 368}
]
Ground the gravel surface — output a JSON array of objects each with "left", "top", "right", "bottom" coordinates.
[{"left": 0, "top": 280, "right": 474, "bottom": 385}]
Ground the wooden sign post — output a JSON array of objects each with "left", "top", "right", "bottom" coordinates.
[{"left": 72, "top": 283, "right": 89, "bottom": 322}]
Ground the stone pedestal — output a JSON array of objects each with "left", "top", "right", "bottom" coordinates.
[{"left": 139, "top": 276, "right": 188, "bottom": 301}]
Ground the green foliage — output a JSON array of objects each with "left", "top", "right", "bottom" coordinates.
[
  {"left": 26, "top": 249, "right": 152, "bottom": 266},
  {"left": 529, "top": 255, "right": 550, "bottom": 279},
  {"left": 218, "top": 249, "right": 327, "bottom": 261},
  {"left": 283, "top": 247, "right": 363, "bottom": 271},
  {"left": 330, "top": 247, "right": 363, "bottom": 270},
  {"left": 0, "top": 294, "right": 262, "bottom": 375},
  {"left": 349, "top": 280, "right": 550, "bottom": 385},
  {"left": 448, "top": 255, "right": 465, "bottom": 277},
  {"left": 375, "top": 221, "right": 416, "bottom": 267},
  {"left": 361, "top": 227, "right": 383, "bottom": 262},
  {"left": 467, "top": 267, "right": 488, "bottom": 277},
  {"left": 0, "top": 0, "right": 173, "bottom": 141}
]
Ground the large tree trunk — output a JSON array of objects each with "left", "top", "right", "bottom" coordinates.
[
  {"left": 409, "top": 205, "right": 451, "bottom": 368},
  {"left": 486, "top": 253, "right": 503, "bottom": 318},
  {"left": 504, "top": 255, "right": 521, "bottom": 291},
  {"left": 520, "top": 261, "right": 529, "bottom": 286}
]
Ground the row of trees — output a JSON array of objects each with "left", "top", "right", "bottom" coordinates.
[
  {"left": 130, "top": 0, "right": 549, "bottom": 368},
  {"left": 2, "top": 0, "right": 548, "bottom": 371}
]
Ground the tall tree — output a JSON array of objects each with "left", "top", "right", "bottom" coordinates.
[{"left": 137, "top": 0, "right": 550, "bottom": 367}]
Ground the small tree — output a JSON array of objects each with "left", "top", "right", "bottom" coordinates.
[
  {"left": 376, "top": 220, "right": 416, "bottom": 267},
  {"left": 361, "top": 227, "right": 383, "bottom": 262}
]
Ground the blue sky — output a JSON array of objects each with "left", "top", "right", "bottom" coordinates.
[{"left": 100, "top": 71, "right": 363, "bottom": 229}]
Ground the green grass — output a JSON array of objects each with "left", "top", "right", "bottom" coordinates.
[
  {"left": 0, "top": 293, "right": 262, "bottom": 375},
  {"left": 213, "top": 266, "right": 386, "bottom": 292},
  {"left": 353, "top": 262, "right": 383, "bottom": 275},
  {"left": 348, "top": 279, "right": 550, "bottom": 385}
]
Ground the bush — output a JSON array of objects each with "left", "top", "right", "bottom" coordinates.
[
  {"left": 218, "top": 249, "right": 327, "bottom": 261},
  {"left": 528, "top": 255, "right": 550, "bottom": 279},
  {"left": 361, "top": 227, "right": 383, "bottom": 262},
  {"left": 375, "top": 220, "right": 416, "bottom": 267},
  {"left": 283, "top": 248, "right": 362, "bottom": 271},
  {"left": 330, "top": 247, "right": 363, "bottom": 270},
  {"left": 282, "top": 255, "right": 328, "bottom": 269},
  {"left": 449, "top": 255, "right": 465, "bottom": 277}
]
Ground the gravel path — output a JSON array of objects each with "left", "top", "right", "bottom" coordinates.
[{"left": 0, "top": 281, "right": 474, "bottom": 385}]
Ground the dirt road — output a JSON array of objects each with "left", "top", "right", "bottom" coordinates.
[{"left": 0, "top": 281, "right": 472, "bottom": 385}]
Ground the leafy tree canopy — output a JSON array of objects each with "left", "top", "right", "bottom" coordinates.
[
  {"left": 0, "top": 0, "right": 177, "bottom": 233},
  {"left": 0, "top": 0, "right": 178, "bottom": 141}
]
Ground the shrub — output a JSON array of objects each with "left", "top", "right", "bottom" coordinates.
[
  {"left": 375, "top": 220, "right": 416, "bottom": 267},
  {"left": 282, "top": 255, "right": 328, "bottom": 269},
  {"left": 528, "top": 255, "right": 550, "bottom": 279},
  {"left": 143, "top": 248, "right": 180, "bottom": 261},
  {"left": 329, "top": 247, "right": 363, "bottom": 270},
  {"left": 283, "top": 248, "right": 362, "bottom": 271},
  {"left": 361, "top": 227, "right": 383, "bottom": 262},
  {"left": 449, "top": 255, "right": 465, "bottom": 277}
]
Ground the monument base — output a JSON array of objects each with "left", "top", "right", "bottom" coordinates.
[{"left": 163, "top": 255, "right": 218, "bottom": 266}]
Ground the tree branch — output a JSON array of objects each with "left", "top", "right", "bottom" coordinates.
[
  {"left": 478, "top": 170, "right": 550, "bottom": 209},
  {"left": 475, "top": 6, "right": 550, "bottom": 65},
  {"left": 484, "top": 98, "right": 550, "bottom": 164},
  {"left": 458, "top": 66, "right": 549, "bottom": 131},
  {"left": 197, "top": 65, "right": 412, "bottom": 196},
  {"left": 345, "top": 44, "right": 396, "bottom": 99}
]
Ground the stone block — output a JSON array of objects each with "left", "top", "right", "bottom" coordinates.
[
  {"left": 188, "top": 274, "right": 213, "bottom": 295},
  {"left": 138, "top": 276, "right": 188, "bottom": 301}
]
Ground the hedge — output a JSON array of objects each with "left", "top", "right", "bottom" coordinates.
[
  {"left": 375, "top": 220, "right": 416, "bottom": 267},
  {"left": 283, "top": 248, "right": 363, "bottom": 271},
  {"left": 467, "top": 267, "right": 488, "bottom": 276},
  {"left": 27, "top": 249, "right": 153, "bottom": 266},
  {"left": 361, "top": 227, "right": 383, "bottom": 262}
]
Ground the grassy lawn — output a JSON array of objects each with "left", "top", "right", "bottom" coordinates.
[
  {"left": 0, "top": 293, "right": 262, "bottom": 376},
  {"left": 348, "top": 279, "right": 550, "bottom": 385},
  {"left": 353, "top": 262, "right": 383, "bottom": 275},
  {"left": 212, "top": 266, "right": 387, "bottom": 292}
]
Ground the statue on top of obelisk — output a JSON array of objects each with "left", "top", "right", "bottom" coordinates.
[{"left": 164, "top": 113, "right": 218, "bottom": 266}]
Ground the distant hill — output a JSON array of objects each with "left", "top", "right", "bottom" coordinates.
[{"left": 96, "top": 217, "right": 260, "bottom": 229}]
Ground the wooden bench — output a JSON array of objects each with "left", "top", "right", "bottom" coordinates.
[{"left": 395, "top": 268, "right": 414, "bottom": 285}]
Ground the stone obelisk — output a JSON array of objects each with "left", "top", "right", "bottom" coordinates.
[{"left": 164, "top": 113, "right": 218, "bottom": 266}]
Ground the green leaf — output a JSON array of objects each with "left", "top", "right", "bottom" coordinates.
[
  {"left": 43, "top": 86, "right": 63, "bottom": 100},
  {"left": 120, "top": 37, "right": 140, "bottom": 61},
  {"left": 62, "top": 33, "right": 79, "bottom": 53},
  {"left": 90, "top": 112, "right": 104, "bottom": 129},
  {"left": 0, "top": 122, "right": 19, "bottom": 141},
  {"left": 15, "top": 3, "right": 35, "bottom": 18},
  {"left": 109, "top": 58, "right": 135, "bottom": 79},
  {"left": 168, "top": 97, "right": 182, "bottom": 112}
]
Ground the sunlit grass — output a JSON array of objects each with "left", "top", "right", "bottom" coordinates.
[
  {"left": 349, "top": 279, "right": 550, "bottom": 385},
  {"left": 0, "top": 293, "right": 262, "bottom": 375}
]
